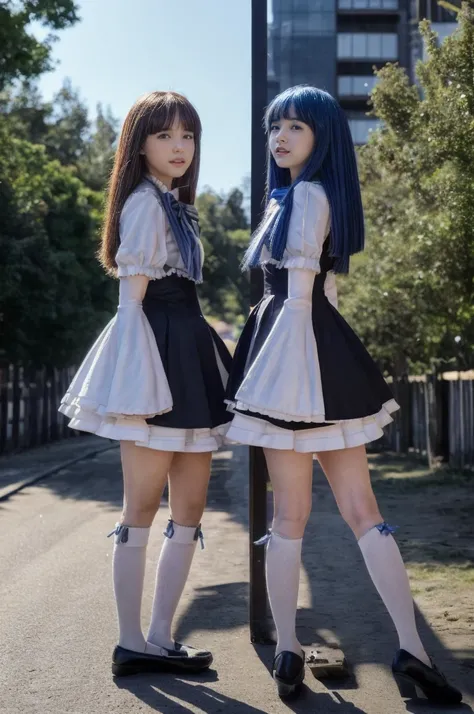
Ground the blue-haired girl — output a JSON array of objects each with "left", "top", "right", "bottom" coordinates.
[{"left": 226, "top": 86, "right": 461, "bottom": 705}]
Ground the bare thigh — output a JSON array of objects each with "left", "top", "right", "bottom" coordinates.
[
  {"left": 264, "top": 448, "right": 314, "bottom": 539},
  {"left": 316, "top": 445, "right": 382, "bottom": 539},
  {"left": 120, "top": 441, "right": 174, "bottom": 527},
  {"left": 168, "top": 451, "right": 213, "bottom": 527}
]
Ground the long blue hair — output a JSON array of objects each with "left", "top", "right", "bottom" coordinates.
[{"left": 242, "top": 85, "right": 365, "bottom": 274}]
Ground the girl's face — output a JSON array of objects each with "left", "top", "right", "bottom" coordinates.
[
  {"left": 269, "top": 109, "right": 315, "bottom": 181},
  {"left": 141, "top": 116, "right": 195, "bottom": 188}
]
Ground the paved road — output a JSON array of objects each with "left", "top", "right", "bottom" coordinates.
[{"left": 0, "top": 444, "right": 472, "bottom": 714}]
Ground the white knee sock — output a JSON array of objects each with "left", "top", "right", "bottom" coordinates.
[
  {"left": 147, "top": 520, "right": 202, "bottom": 650},
  {"left": 111, "top": 523, "right": 149, "bottom": 653},
  {"left": 358, "top": 523, "right": 430, "bottom": 666},
  {"left": 265, "top": 531, "right": 303, "bottom": 657}
]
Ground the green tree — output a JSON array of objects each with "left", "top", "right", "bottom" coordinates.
[
  {"left": 1, "top": 80, "right": 118, "bottom": 189},
  {"left": 197, "top": 188, "right": 250, "bottom": 324},
  {"left": 0, "top": 79, "right": 89, "bottom": 165},
  {"left": 0, "top": 0, "right": 79, "bottom": 90},
  {"left": 0, "top": 116, "right": 115, "bottom": 367},
  {"left": 340, "top": 5, "right": 474, "bottom": 374},
  {"left": 42, "top": 78, "right": 90, "bottom": 165},
  {"left": 77, "top": 104, "right": 118, "bottom": 191}
]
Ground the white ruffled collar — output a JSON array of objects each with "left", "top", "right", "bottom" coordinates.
[{"left": 146, "top": 173, "right": 179, "bottom": 200}]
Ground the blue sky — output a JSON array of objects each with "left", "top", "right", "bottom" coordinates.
[{"left": 36, "top": 0, "right": 254, "bottom": 194}]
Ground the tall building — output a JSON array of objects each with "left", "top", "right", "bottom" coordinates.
[
  {"left": 337, "top": 0, "right": 409, "bottom": 142},
  {"left": 268, "top": 0, "right": 455, "bottom": 144}
]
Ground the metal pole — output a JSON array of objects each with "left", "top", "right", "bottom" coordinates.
[{"left": 249, "top": 0, "right": 272, "bottom": 644}]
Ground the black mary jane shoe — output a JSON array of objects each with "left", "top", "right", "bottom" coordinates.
[
  {"left": 392, "top": 649, "right": 462, "bottom": 705},
  {"left": 112, "top": 642, "right": 213, "bottom": 677},
  {"left": 272, "top": 650, "right": 305, "bottom": 699}
]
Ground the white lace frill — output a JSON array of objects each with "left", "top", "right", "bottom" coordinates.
[
  {"left": 225, "top": 400, "right": 399, "bottom": 453},
  {"left": 233, "top": 293, "right": 327, "bottom": 422}
]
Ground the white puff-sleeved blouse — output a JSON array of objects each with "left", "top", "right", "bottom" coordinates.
[
  {"left": 258, "top": 181, "right": 331, "bottom": 273},
  {"left": 115, "top": 175, "right": 203, "bottom": 282}
]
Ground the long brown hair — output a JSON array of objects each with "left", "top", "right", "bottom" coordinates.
[{"left": 100, "top": 91, "right": 202, "bottom": 273}]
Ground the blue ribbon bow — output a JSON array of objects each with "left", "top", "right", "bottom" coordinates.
[{"left": 146, "top": 179, "right": 202, "bottom": 283}]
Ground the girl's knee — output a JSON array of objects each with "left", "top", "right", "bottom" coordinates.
[
  {"left": 170, "top": 500, "right": 206, "bottom": 528},
  {"left": 340, "top": 503, "right": 383, "bottom": 539},
  {"left": 273, "top": 505, "right": 311, "bottom": 539},
  {"left": 121, "top": 503, "right": 159, "bottom": 528}
]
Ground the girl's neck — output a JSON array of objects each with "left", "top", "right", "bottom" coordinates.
[{"left": 147, "top": 167, "right": 173, "bottom": 190}]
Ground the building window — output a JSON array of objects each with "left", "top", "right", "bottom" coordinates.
[
  {"left": 349, "top": 118, "right": 380, "bottom": 143},
  {"left": 338, "top": 75, "right": 379, "bottom": 95},
  {"left": 280, "top": 10, "right": 336, "bottom": 35},
  {"left": 338, "top": 0, "right": 398, "bottom": 8},
  {"left": 337, "top": 33, "right": 398, "bottom": 59}
]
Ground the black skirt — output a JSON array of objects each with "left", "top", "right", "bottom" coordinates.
[
  {"left": 225, "top": 247, "right": 398, "bottom": 448},
  {"left": 143, "top": 274, "right": 232, "bottom": 430}
]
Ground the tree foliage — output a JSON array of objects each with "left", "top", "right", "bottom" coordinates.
[
  {"left": 0, "top": 0, "right": 79, "bottom": 90},
  {"left": 340, "top": 5, "right": 474, "bottom": 374},
  {"left": 197, "top": 188, "right": 250, "bottom": 325},
  {"left": 0, "top": 115, "right": 115, "bottom": 367}
]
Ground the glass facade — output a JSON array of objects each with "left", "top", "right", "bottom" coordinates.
[
  {"left": 268, "top": 0, "right": 407, "bottom": 143},
  {"left": 337, "top": 33, "right": 398, "bottom": 59},
  {"left": 338, "top": 75, "right": 379, "bottom": 95},
  {"left": 339, "top": 0, "right": 398, "bottom": 9},
  {"left": 268, "top": 0, "right": 338, "bottom": 98},
  {"left": 348, "top": 118, "right": 380, "bottom": 143}
]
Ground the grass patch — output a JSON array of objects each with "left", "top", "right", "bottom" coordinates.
[
  {"left": 368, "top": 453, "right": 473, "bottom": 492},
  {"left": 407, "top": 562, "right": 474, "bottom": 586}
]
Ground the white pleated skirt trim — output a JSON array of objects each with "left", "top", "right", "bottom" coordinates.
[
  {"left": 224, "top": 398, "right": 399, "bottom": 453},
  {"left": 59, "top": 404, "right": 230, "bottom": 453}
]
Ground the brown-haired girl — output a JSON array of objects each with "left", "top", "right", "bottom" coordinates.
[{"left": 60, "top": 91, "right": 232, "bottom": 677}]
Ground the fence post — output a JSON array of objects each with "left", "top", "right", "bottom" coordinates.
[
  {"left": 0, "top": 365, "right": 8, "bottom": 454},
  {"left": 12, "top": 364, "right": 21, "bottom": 451},
  {"left": 424, "top": 375, "right": 436, "bottom": 468},
  {"left": 459, "top": 378, "right": 465, "bottom": 470},
  {"left": 50, "top": 366, "right": 59, "bottom": 441},
  {"left": 448, "top": 379, "right": 458, "bottom": 469},
  {"left": 41, "top": 367, "right": 50, "bottom": 444},
  {"left": 27, "top": 367, "right": 40, "bottom": 448}
]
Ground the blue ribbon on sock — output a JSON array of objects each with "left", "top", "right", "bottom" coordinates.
[{"left": 375, "top": 522, "right": 398, "bottom": 536}]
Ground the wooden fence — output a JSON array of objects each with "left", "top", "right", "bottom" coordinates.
[
  {"left": 1, "top": 363, "right": 473, "bottom": 468},
  {"left": 0, "top": 364, "right": 79, "bottom": 454},
  {"left": 383, "top": 372, "right": 474, "bottom": 469}
]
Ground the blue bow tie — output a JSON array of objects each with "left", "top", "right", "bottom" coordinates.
[{"left": 164, "top": 191, "right": 199, "bottom": 230}]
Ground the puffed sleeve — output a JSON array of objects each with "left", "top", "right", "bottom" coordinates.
[
  {"left": 116, "top": 187, "right": 169, "bottom": 279},
  {"left": 283, "top": 181, "right": 331, "bottom": 272}
]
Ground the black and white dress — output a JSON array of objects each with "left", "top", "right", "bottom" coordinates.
[
  {"left": 225, "top": 181, "right": 399, "bottom": 452},
  {"left": 59, "top": 176, "right": 232, "bottom": 452}
]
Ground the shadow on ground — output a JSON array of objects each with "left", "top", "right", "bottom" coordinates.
[{"left": 5, "top": 440, "right": 474, "bottom": 707}]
